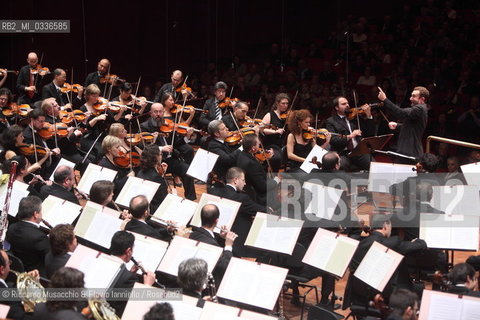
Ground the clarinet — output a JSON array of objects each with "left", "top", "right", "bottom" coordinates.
[
  {"left": 131, "top": 257, "right": 165, "bottom": 289},
  {"left": 0, "top": 160, "right": 18, "bottom": 246},
  {"left": 207, "top": 273, "right": 218, "bottom": 303}
]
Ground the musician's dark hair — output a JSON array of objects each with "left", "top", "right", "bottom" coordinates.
[
  {"left": 53, "top": 165, "right": 73, "bottom": 184},
  {"left": 119, "top": 82, "right": 132, "bottom": 92},
  {"left": 47, "top": 267, "right": 85, "bottom": 313},
  {"left": 109, "top": 231, "right": 135, "bottom": 257},
  {"left": 200, "top": 204, "right": 220, "bottom": 228},
  {"left": 2, "top": 155, "right": 27, "bottom": 177},
  {"left": 370, "top": 214, "right": 391, "bottom": 230},
  {"left": 177, "top": 258, "right": 208, "bottom": 292},
  {"left": 225, "top": 167, "right": 244, "bottom": 183},
  {"left": 449, "top": 262, "right": 476, "bottom": 286},
  {"left": 49, "top": 224, "right": 75, "bottom": 256},
  {"left": 214, "top": 81, "right": 227, "bottom": 91},
  {"left": 418, "top": 153, "right": 439, "bottom": 173},
  {"left": 17, "top": 196, "right": 42, "bottom": 220},
  {"left": 143, "top": 303, "right": 175, "bottom": 320},
  {"left": 207, "top": 120, "right": 224, "bottom": 136},
  {"left": 89, "top": 180, "right": 114, "bottom": 205},
  {"left": 233, "top": 101, "right": 248, "bottom": 110},
  {"left": 140, "top": 144, "right": 161, "bottom": 170},
  {"left": 321, "top": 151, "right": 340, "bottom": 171},
  {"left": 161, "top": 92, "right": 174, "bottom": 106},
  {"left": 275, "top": 93, "right": 290, "bottom": 105},
  {"left": 413, "top": 86, "right": 429, "bottom": 101},
  {"left": 388, "top": 288, "right": 418, "bottom": 317},
  {"left": 332, "top": 96, "right": 346, "bottom": 110},
  {"left": 241, "top": 134, "right": 258, "bottom": 153},
  {"left": 0, "top": 88, "right": 13, "bottom": 103},
  {"left": 28, "top": 107, "right": 45, "bottom": 120},
  {"left": 53, "top": 68, "right": 64, "bottom": 77},
  {"left": 129, "top": 195, "right": 149, "bottom": 219},
  {"left": 0, "top": 124, "right": 24, "bottom": 151},
  {"left": 287, "top": 109, "right": 312, "bottom": 135}
]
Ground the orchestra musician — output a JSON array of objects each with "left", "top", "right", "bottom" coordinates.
[
  {"left": 324, "top": 96, "right": 374, "bottom": 171},
  {"left": 207, "top": 120, "right": 241, "bottom": 181},
  {"left": 84, "top": 58, "right": 119, "bottom": 98},
  {"left": 44, "top": 224, "right": 78, "bottom": 279},
  {"left": 221, "top": 101, "right": 251, "bottom": 131},
  {"left": 3, "top": 155, "right": 48, "bottom": 198},
  {"left": 140, "top": 102, "right": 196, "bottom": 200},
  {"left": 111, "top": 82, "right": 148, "bottom": 123},
  {"left": 154, "top": 70, "right": 187, "bottom": 103},
  {"left": 199, "top": 81, "right": 228, "bottom": 130},
  {"left": 0, "top": 88, "right": 13, "bottom": 133},
  {"left": 261, "top": 93, "right": 289, "bottom": 172},
  {"left": 89, "top": 180, "right": 115, "bottom": 206},
  {"left": 42, "top": 68, "right": 84, "bottom": 108},
  {"left": 39, "top": 165, "right": 80, "bottom": 205},
  {"left": 109, "top": 123, "right": 142, "bottom": 155},
  {"left": 16, "top": 52, "right": 48, "bottom": 105}
]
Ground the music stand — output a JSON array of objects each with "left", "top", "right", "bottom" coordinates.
[{"left": 348, "top": 134, "right": 393, "bottom": 158}]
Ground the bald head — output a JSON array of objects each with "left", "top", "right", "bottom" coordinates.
[
  {"left": 54, "top": 165, "right": 75, "bottom": 189},
  {"left": 200, "top": 204, "right": 220, "bottom": 228},
  {"left": 27, "top": 52, "right": 38, "bottom": 67},
  {"left": 150, "top": 102, "right": 164, "bottom": 120},
  {"left": 171, "top": 70, "right": 183, "bottom": 87},
  {"left": 97, "top": 59, "right": 110, "bottom": 74},
  {"left": 129, "top": 195, "right": 149, "bottom": 219}
]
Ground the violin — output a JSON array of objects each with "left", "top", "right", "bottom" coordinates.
[
  {"left": 125, "top": 132, "right": 155, "bottom": 146},
  {"left": 99, "top": 74, "right": 125, "bottom": 84},
  {"left": 302, "top": 128, "right": 343, "bottom": 141},
  {"left": 218, "top": 97, "right": 239, "bottom": 109},
  {"left": 60, "top": 83, "right": 82, "bottom": 93},
  {"left": 224, "top": 131, "right": 242, "bottom": 146},
  {"left": 171, "top": 104, "right": 207, "bottom": 114},
  {"left": 2, "top": 103, "right": 32, "bottom": 118},
  {"left": 175, "top": 83, "right": 192, "bottom": 93},
  {"left": 17, "top": 144, "right": 48, "bottom": 158},
  {"left": 113, "top": 150, "right": 140, "bottom": 168},
  {"left": 0, "top": 68, "right": 19, "bottom": 76},
  {"left": 38, "top": 122, "right": 69, "bottom": 140},
  {"left": 253, "top": 148, "right": 272, "bottom": 163},
  {"left": 346, "top": 103, "right": 383, "bottom": 120},
  {"left": 238, "top": 116, "right": 263, "bottom": 127},
  {"left": 239, "top": 127, "right": 256, "bottom": 136},
  {"left": 59, "top": 110, "right": 86, "bottom": 124},
  {"left": 30, "top": 65, "right": 50, "bottom": 75},
  {"left": 279, "top": 111, "right": 289, "bottom": 120},
  {"left": 91, "top": 97, "right": 111, "bottom": 113},
  {"left": 159, "top": 118, "right": 205, "bottom": 136}
]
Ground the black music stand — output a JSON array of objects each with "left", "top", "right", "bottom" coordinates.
[{"left": 348, "top": 134, "right": 393, "bottom": 158}]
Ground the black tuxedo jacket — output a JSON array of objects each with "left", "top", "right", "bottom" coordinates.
[
  {"left": 324, "top": 114, "right": 374, "bottom": 153},
  {"left": 16, "top": 65, "right": 43, "bottom": 103},
  {"left": 136, "top": 167, "right": 169, "bottom": 213},
  {"left": 6, "top": 221, "right": 50, "bottom": 275},
  {"left": 125, "top": 219, "right": 171, "bottom": 241},
  {"left": 44, "top": 252, "right": 70, "bottom": 279},
  {"left": 140, "top": 117, "right": 187, "bottom": 149},
  {"left": 207, "top": 139, "right": 239, "bottom": 180},
  {"left": 40, "top": 183, "right": 80, "bottom": 205},
  {"left": 154, "top": 83, "right": 180, "bottom": 102},
  {"left": 33, "top": 302, "right": 85, "bottom": 320},
  {"left": 109, "top": 264, "right": 139, "bottom": 317},
  {"left": 41, "top": 82, "right": 84, "bottom": 108},
  {"left": 199, "top": 97, "right": 225, "bottom": 129},
  {"left": 221, "top": 113, "right": 238, "bottom": 131}
]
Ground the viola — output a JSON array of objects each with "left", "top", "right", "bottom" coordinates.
[
  {"left": 253, "top": 148, "right": 272, "bottom": 163},
  {"left": 17, "top": 144, "right": 48, "bottom": 158},
  {"left": 171, "top": 104, "right": 207, "bottom": 114},
  {"left": 59, "top": 110, "right": 86, "bottom": 124},
  {"left": 2, "top": 103, "right": 32, "bottom": 118},
  {"left": 125, "top": 132, "right": 155, "bottom": 146},
  {"left": 224, "top": 131, "right": 242, "bottom": 146},
  {"left": 99, "top": 74, "right": 125, "bottom": 84},
  {"left": 279, "top": 111, "right": 289, "bottom": 120},
  {"left": 175, "top": 83, "right": 192, "bottom": 93},
  {"left": 38, "top": 122, "right": 69, "bottom": 140},
  {"left": 30, "top": 65, "right": 50, "bottom": 75},
  {"left": 60, "top": 83, "right": 82, "bottom": 93},
  {"left": 218, "top": 97, "right": 239, "bottom": 109},
  {"left": 91, "top": 97, "right": 111, "bottom": 113},
  {"left": 159, "top": 118, "right": 205, "bottom": 136},
  {"left": 113, "top": 150, "right": 140, "bottom": 168},
  {"left": 0, "top": 68, "right": 19, "bottom": 76}
]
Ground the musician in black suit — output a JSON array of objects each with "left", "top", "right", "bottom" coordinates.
[
  {"left": 177, "top": 258, "right": 209, "bottom": 306},
  {"left": 109, "top": 231, "right": 157, "bottom": 317},
  {"left": 84, "top": 58, "right": 119, "bottom": 98},
  {"left": 124, "top": 195, "right": 173, "bottom": 241},
  {"left": 386, "top": 289, "right": 420, "bottom": 320},
  {"left": 40, "top": 165, "right": 80, "bottom": 205},
  {"left": 236, "top": 134, "right": 279, "bottom": 205},
  {"left": 190, "top": 204, "right": 237, "bottom": 285},
  {"left": 6, "top": 196, "right": 50, "bottom": 276},
  {"left": 221, "top": 101, "right": 250, "bottom": 131},
  {"left": 42, "top": 68, "right": 84, "bottom": 108},
  {"left": 153, "top": 70, "right": 186, "bottom": 103},
  {"left": 45, "top": 224, "right": 78, "bottom": 279},
  {"left": 16, "top": 52, "right": 48, "bottom": 105},
  {"left": 207, "top": 120, "right": 240, "bottom": 180},
  {"left": 199, "top": 81, "right": 228, "bottom": 130},
  {"left": 209, "top": 167, "right": 267, "bottom": 257},
  {"left": 324, "top": 96, "right": 375, "bottom": 171},
  {"left": 378, "top": 86, "right": 429, "bottom": 162},
  {"left": 0, "top": 249, "right": 34, "bottom": 320},
  {"left": 140, "top": 103, "right": 196, "bottom": 200},
  {"left": 447, "top": 263, "right": 480, "bottom": 297}
]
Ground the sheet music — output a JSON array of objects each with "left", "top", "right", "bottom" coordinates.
[
  {"left": 431, "top": 185, "right": 480, "bottom": 215},
  {"left": 41, "top": 195, "right": 82, "bottom": 227},
  {"left": 419, "top": 289, "right": 480, "bottom": 320},
  {"left": 246, "top": 212, "right": 303, "bottom": 255},
  {"left": 207, "top": 200, "right": 237, "bottom": 233},
  {"left": 49, "top": 157, "right": 76, "bottom": 181},
  {"left": 169, "top": 300, "right": 203, "bottom": 320},
  {"left": 77, "top": 163, "right": 117, "bottom": 195},
  {"left": 427, "top": 293, "right": 462, "bottom": 320},
  {"left": 368, "top": 162, "right": 416, "bottom": 193},
  {"left": 153, "top": 193, "right": 198, "bottom": 226},
  {"left": 125, "top": 233, "right": 169, "bottom": 274},
  {"left": 461, "top": 299, "right": 480, "bottom": 320},
  {"left": 75, "top": 254, "right": 121, "bottom": 289},
  {"left": 116, "top": 177, "right": 159, "bottom": 207},
  {"left": 0, "top": 304, "right": 10, "bottom": 318},
  {"left": 303, "top": 228, "right": 359, "bottom": 278},
  {"left": 303, "top": 181, "right": 344, "bottom": 220},
  {"left": 354, "top": 242, "right": 403, "bottom": 291},
  {"left": 419, "top": 213, "right": 479, "bottom": 251},
  {"left": 460, "top": 162, "right": 480, "bottom": 186},
  {"left": 83, "top": 210, "right": 123, "bottom": 248},
  {"left": 217, "top": 258, "right": 288, "bottom": 310},
  {"left": 0, "top": 180, "right": 30, "bottom": 217},
  {"left": 300, "top": 145, "right": 329, "bottom": 173},
  {"left": 191, "top": 193, "right": 240, "bottom": 233},
  {"left": 186, "top": 148, "right": 219, "bottom": 182}
]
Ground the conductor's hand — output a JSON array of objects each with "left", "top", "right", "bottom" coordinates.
[
  {"left": 378, "top": 87, "right": 387, "bottom": 102},
  {"left": 388, "top": 122, "right": 398, "bottom": 130}
]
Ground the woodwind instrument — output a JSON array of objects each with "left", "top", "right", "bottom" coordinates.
[
  {"left": 0, "top": 160, "right": 18, "bottom": 245},
  {"left": 131, "top": 257, "right": 165, "bottom": 288},
  {"left": 207, "top": 273, "right": 218, "bottom": 303}
]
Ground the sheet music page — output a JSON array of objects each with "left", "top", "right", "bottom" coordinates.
[
  {"left": 450, "top": 218, "right": 479, "bottom": 251},
  {"left": 153, "top": 194, "right": 197, "bottom": 226},
  {"left": 431, "top": 185, "right": 480, "bottom": 215},
  {"left": 0, "top": 304, "right": 10, "bottom": 318},
  {"left": 306, "top": 234, "right": 336, "bottom": 270},
  {"left": 194, "top": 244, "right": 222, "bottom": 273},
  {"left": 129, "top": 236, "right": 168, "bottom": 273},
  {"left": 208, "top": 200, "right": 239, "bottom": 233},
  {"left": 77, "top": 163, "right": 117, "bottom": 195},
  {"left": 324, "top": 237, "right": 358, "bottom": 277},
  {"left": 116, "top": 177, "right": 159, "bottom": 207},
  {"left": 160, "top": 241, "right": 199, "bottom": 276},
  {"left": 186, "top": 148, "right": 219, "bottom": 182},
  {"left": 303, "top": 182, "right": 343, "bottom": 219},
  {"left": 169, "top": 300, "right": 203, "bottom": 320},
  {"left": 252, "top": 214, "right": 302, "bottom": 255},
  {"left": 49, "top": 157, "right": 75, "bottom": 181},
  {"left": 368, "top": 162, "right": 416, "bottom": 193},
  {"left": 42, "top": 196, "right": 82, "bottom": 227},
  {"left": 83, "top": 210, "right": 123, "bottom": 248},
  {"left": 300, "top": 145, "right": 328, "bottom": 173},
  {"left": 0, "top": 180, "right": 30, "bottom": 217},
  {"left": 354, "top": 242, "right": 399, "bottom": 291},
  {"left": 460, "top": 298, "right": 480, "bottom": 320},
  {"left": 460, "top": 162, "right": 480, "bottom": 186},
  {"left": 200, "top": 301, "right": 239, "bottom": 320},
  {"left": 425, "top": 293, "right": 462, "bottom": 320},
  {"left": 78, "top": 255, "right": 121, "bottom": 288}
]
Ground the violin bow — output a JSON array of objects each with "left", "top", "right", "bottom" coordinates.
[
  {"left": 103, "top": 63, "right": 111, "bottom": 98},
  {"left": 252, "top": 96, "right": 262, "bottom": 120},
  {"left": 353, "top": 89, "right": 361, "bottom": 131},
  {"left": 67, "top": 68, "right": 74, "bottom": 105},
  {"left": 282, "top": 90, "right": 298, "bottom": 130},
  {"left": 257, "top": 138, "right": 275, "bottom": 179},
  {"left": 229, "top": 85, "right": 234, "bottom": 98},
  {"left": 133, "top": 76, "right": 146, "bottom": 149},
  {"left": 30, "top": 119, "right": 39, "bottom": 163},
  {"left": 51, "top": 104, "right": 59, "bottom": 150},
  {"left": 170, "top": 95, "right": 188, "bottom": 148},
  {"left": 128, "top": 122, "right": 133, "bottom": 172},
  {"left": 229, "top": 110, "right": 244, "bottom": 138}
]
